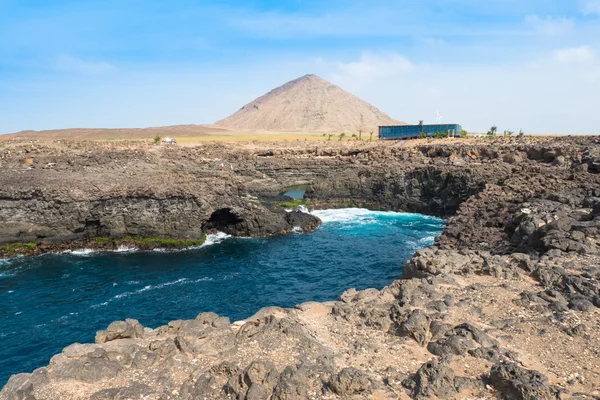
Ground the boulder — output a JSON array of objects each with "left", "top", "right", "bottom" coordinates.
[
  {"left": 489, "top": 362, "right": 554, "bottom": 400},
  {"left": 328, "top": 368, "right": 373, "bottom": 396},
  {"left": 95, "top": 319, "right": 144, "bottom": 344},
  {"left": 404, "top": 359, "right": 461, "bottom": 399}
]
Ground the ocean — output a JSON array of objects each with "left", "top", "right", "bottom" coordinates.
[{"left": 0, "top": 208, "right": 444, "bottom": 386}]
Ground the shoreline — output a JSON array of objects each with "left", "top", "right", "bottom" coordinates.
[{"left": 1, "top": 137, "right": 600, "bottom": 399}]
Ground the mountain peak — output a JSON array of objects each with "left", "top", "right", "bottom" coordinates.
[{"left": 215, "top": 74, "right": 404, "bottom": 133}]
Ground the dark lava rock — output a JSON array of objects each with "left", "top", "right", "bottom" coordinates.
[
  {"left": 427, "top": 323, "right": 496, "bottom": 357},
  {"left": 403, "top": 358, "right": 464, "bottom": 399},
  {"left": 489, "top": 362, "right": 554, "bottom": 400},
  {"left": 328, "top": 368, "right": 373, "bottom": 396},
  {"left": 392, "top": 309, "right": 430, "bottom": 346}
]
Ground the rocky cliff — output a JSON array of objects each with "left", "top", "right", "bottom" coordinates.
[{"left": 2, "top": 136, "right": 600, "bottom": 399}]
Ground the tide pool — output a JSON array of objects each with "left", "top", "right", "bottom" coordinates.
[{"left": 0, "top": 208, "right": 444, "bottom": 386}]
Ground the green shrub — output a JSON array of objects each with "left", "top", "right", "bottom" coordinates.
[
  {"left": 94, "top": 237, "right": 114, "bottom": 245},
  {"left": 123, "top": 235, "right": 207, "bottom": 248},
  {"left": 434, "top": 131, "right": 447, "bottom": 139},
  {"left": 460, "top": 130, "right": 468, "bottom": 138},
  {"left": 276, "top": 199, "right": 303, "bottom": 209},
  {"left": 153, "top": 136, "right": 161, "bottom": 144},
  {"left": 0, "top": 242, "right": 37, "bottom": 253}
]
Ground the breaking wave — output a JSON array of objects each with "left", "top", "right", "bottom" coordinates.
[{"left": 311, "top": 208, "right": 442, "bottom": 225}]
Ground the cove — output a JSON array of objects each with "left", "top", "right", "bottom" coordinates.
[
  {"left": 283, "top": 185, "right": 310, "bottom": 200},
  {"left": 0, "top": 208, "right": 444, "bottom": 386}
]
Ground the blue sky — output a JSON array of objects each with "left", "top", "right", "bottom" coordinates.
[{"left": 1, "top": 0, "right": 599, "bottom": 133}]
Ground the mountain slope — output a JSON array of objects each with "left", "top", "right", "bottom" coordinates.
[{"left": 215, "top": 74, "right": 404, "bottom": 133}]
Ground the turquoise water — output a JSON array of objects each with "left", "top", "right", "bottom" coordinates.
[
  {"left": 283, "top": 186, "right": 309, "bottom": 199},
  {"left": 0, "top": 209, "right": 444, "bottom": 386}
]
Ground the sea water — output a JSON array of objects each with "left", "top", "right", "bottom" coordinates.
[{"left": 0, "top": 209, "right": 444, "bottom": 386}]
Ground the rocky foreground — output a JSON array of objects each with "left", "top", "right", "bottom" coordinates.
[{"left": 1, "top": 136, "right": 600, "bottom": 399}]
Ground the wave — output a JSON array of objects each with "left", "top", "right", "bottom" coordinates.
[
  {"left": 66, "top": 248, "right": 97, "bottom": 256},
  {"left": 202, "top": 232, "right": 231, "bottom": 247},
  {"left": 311, "top": 208, "right": 444, "bottom": 226},
  {"left": 114, "top": 277, "right": 188, "bottom": 300},
  {"left": 90, "top": 276, "right": 213, "bottom": 309},
  {"left": 115, "top": 245, "right": 137, "bottom": 253},
  {"left": 419, "top": 235, "right": 437, "bottom": 244},
  {"left": 0, "top": 259, "right": 14, "bottom": 279}
]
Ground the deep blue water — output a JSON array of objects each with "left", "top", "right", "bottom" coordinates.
[{"left": 0, "top": 209, "right": 444, "bottom": 387}]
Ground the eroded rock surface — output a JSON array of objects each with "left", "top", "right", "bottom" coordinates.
[{"left": 2, "top": 137, "right": 600, "bottom": 399}]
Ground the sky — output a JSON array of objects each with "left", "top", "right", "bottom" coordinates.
[{"left": 1, "top": 0, "right": 600, "bottom": 134}]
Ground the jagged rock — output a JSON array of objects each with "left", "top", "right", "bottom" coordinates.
[
  {"left": 391, "top": 309, "right": 430, "bottom": 346},
  {"left": 272, "top": 365, "right": 309, "bottom": 400},
  {"left": 0, "top": 368, "right": 49, "bottom": 400},
  {"left": 328, "top": 368, "right": 373, "bottom": 396},
  {"left": 95, "top": 319, "right": 144, "bottom": 344},
  {"left": 50, "top": 349, "right": 122, "bottom": 383},
  {"left": 427, "top": 323, "right": 495, "bottom": 357},
  {"left": 489, "top": 362, "right": 554, "bottom": 400},
  {"left": 225, "top": 360, "right": 279, "bottom": 399},
  {"left": 3, "top": 137, "right": 600, "bottom": 399},
  {"left": 404, "top": 359, "right": 462, "bottom": 399},
  {"left": 174, "top": 317, "right": 236, "bottom": 356},
  {"left": 90, "top": 383, "right": 159, "bottom": 400}
]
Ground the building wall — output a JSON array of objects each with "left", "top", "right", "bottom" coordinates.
[{"left": 379, "top": 124, "right": 462, "bottom": 140}]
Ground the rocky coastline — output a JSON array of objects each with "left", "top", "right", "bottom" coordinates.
[{"left": 1, "top": 136, "right": 600, "bottom": 399}]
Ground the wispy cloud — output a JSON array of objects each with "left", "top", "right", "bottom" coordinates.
[
  {"left": 580, "top": 0, "right": 600, "bottom": 15},
  {"left": 332, "top": 52, "right": 414, "bottom": 81},
  {"left": 525, "top": 15, "right": 574, "bottom": 35},
  {"left": 54, "top": 54, "right": 116, "bottom": 75},
  {"left": 553, "top": 45, "right": 595, "bottom": 63}
]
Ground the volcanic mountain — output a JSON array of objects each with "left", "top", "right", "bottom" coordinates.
[{"left": 215, "top": 74, "right": 404, "bottom": 133}]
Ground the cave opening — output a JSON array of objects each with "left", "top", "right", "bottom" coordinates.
[{"left": 203, "top": 208, "right": 244, "bottom": 233}]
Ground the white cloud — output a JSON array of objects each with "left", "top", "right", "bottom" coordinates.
[
  {"left": 331, "top": 52, "right": 414, "bottom": 83},
  {"left": 553, "top": 46, "right": 595, "bottom": 63},
  {"left": 581, "top": 0, "right": 600, "bottom": 15},
  {"left": 54, "top": 54, "right": 116, "bottom": 75},
  {"left": 525, "top": 15, "right": 573, "bottom": 36}
]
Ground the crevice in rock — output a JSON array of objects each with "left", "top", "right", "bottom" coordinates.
[{"left": 203, "top": 208, "right": 244, "bottom": 233}]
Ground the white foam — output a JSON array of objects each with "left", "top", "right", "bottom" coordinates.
[
  {"left": 0, "top": 258, "right": 14, "bottom": 278},
  {"left": 114, "top": 278, "right": 188, "bottom": 299},
  {"left": 311, "top": 208, "right": 441, "bottom": 225},
  {"left": 292, "top": 226, "right": 302, "bottom": 233},
  {"left": 115, "top": 245, "right": 137, "bottom": 253},
  {"left": 193, "top": 277, "right": 214, "bottom": 283},
  {"left": 90, "top": 301, "right": 109, "bottom": 309},
  {"left": 297, "top": 205, "right": 309, "bottom": 213},
  {"left": 419, "top": 235, "right": 437, "bottom": 243},
  {"left": 69, "top": 248, "right": 97, "bottom": 256},
  {"left": 202, "top": 232, "right": 231, "bottom": 247}
]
